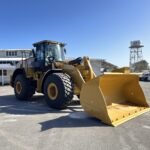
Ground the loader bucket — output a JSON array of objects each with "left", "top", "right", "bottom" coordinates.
[{"left": 80, "top": 74, "right": 150, "bottom": 126}]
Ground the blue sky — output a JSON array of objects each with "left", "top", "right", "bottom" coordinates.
[{"left": 0, "top": 0, "right": 149, "bottom": 67}]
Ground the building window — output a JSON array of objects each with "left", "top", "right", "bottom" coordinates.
[
  {"left": 0, "top": 70, "right": 7, "bottom": 76},
  {"left": 15, "top": 51, "right": 17, "bottom": 56},
  {"left": 3, "top": 70, "right": 7, "bottom": 76},
  {"left": 6, "top": 51, "right": 18, "bottom": 56},
  {"left": 9, "top": 51, "right": 11, "bottom": 56},
  {"left": 6, "top": 51, "right": 9, "bottom": 56}
]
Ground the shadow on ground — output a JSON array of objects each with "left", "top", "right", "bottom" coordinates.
[
  {"left": 39, "top": 114, "right": 109, "bottom": 131},
  {"left": 0, "top": 95, "right": 81, "bottom": 115},
  {"left": 0, "top": 94, "right": 108, "bottom": 128}
]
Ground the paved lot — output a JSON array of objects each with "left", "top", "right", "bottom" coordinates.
[{"left": 0, "top": 82, "right": 150, "bottom": 150}]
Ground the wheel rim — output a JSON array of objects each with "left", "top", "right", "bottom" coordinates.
[
  {"left": 47, "top": 83, "right": 58, "bottom": 100},
  {"left": 16, "top": 81, "right": 22, "bottom": 94}
]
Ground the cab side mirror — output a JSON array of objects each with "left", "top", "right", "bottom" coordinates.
[
  {"left": 32, "top": 49, "right": 36, "bottom": 58},
  {"left": 64, "top": 48, "right": 67, "bottom": 54}
]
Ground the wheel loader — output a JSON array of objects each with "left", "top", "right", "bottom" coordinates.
[{"left": 10, "top": 40, "right": 150, "bottom": 126}]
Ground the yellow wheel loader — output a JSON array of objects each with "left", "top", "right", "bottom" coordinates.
[{"left": 10, "top": 40, "right": 150, "bottom": 126}]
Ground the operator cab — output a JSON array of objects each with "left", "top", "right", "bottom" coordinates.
[{"left": 32, "top": 40, "right": 66, "bottom": 71}]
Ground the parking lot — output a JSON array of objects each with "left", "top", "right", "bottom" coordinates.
[{"left": 0, "top": 82, "right": 150, "bottom": 150}]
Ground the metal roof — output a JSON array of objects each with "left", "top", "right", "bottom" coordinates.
[
  {"left": 33, "top": 40, "right": 65, "bottom": 47},
  {"left": 0, "top": 49, "right": 31, "bottom": 51}
]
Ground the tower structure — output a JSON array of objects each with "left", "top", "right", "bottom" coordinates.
[{"left": 129, "top": 40, "right": 144, "bottom": 71}]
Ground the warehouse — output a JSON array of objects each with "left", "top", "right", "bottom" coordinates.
[
  {"left": 0, "top": 64, "right": 15, "bottom": 85},
  {"left": 0, "top": 49, "right": 31, "bottom": 85}
]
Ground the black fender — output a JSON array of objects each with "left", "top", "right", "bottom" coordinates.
[
  {"left": 10, "top": 68, "right": 26, "bottom": 87},
  {"left": 41, "top": 69, "right": 62, "bottom": 93}
]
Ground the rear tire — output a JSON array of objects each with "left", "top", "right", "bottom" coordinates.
[
  {"left": 14, "top": 74, "right": 35, "bottom": 100},
  {"left": 44, "top": 73, "right": 73, "bottom": 109}
]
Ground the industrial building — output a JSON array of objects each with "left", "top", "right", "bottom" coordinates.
[{"left": 0, "top": 49, "right": 31, "bottom": 85}]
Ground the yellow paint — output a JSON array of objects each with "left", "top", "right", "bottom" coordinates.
[
  {"left": 112, "top": 67, "right": 130, "bottom": 74},
  {"left": 16, "top": 81, "right": 22, "bottom": 94},
  {"left": 80, "top": 74, "right": 150, "bottom": 126},
  {"left": 47, "top": 83, "right": 58, "bottom": 100}
]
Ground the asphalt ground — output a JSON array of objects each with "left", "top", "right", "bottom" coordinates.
[{"left": 0, "top": 82, "right": 150, "bottom": 150}]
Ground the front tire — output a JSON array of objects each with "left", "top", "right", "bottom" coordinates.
[
  {"left": 14, "top": 74, "right": 35, "bottom": 100},
  {"left": 44, "top": 73, "right": 73, "bottom": 109}
]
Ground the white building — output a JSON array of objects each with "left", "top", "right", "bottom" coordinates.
[
  {"left": 0, "top": 49, "right": 31, "bottom": 65},
  {"left": 0, "top": 49, "right": 32, "bottom": 85},
  {"left": 0, "top": 64, "right": 16, "bottom": 85}
]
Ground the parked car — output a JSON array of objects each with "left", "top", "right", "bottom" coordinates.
[
  {"left": 140, "top": 71, "right": 150, "bottom": 81},
  {"left": 148, "top": 75, "right": 150, "bottom": 81}
]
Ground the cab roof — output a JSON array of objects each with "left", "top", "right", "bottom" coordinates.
[{"left": 33, "top": 40, "right": 66, "bottom": 47}]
